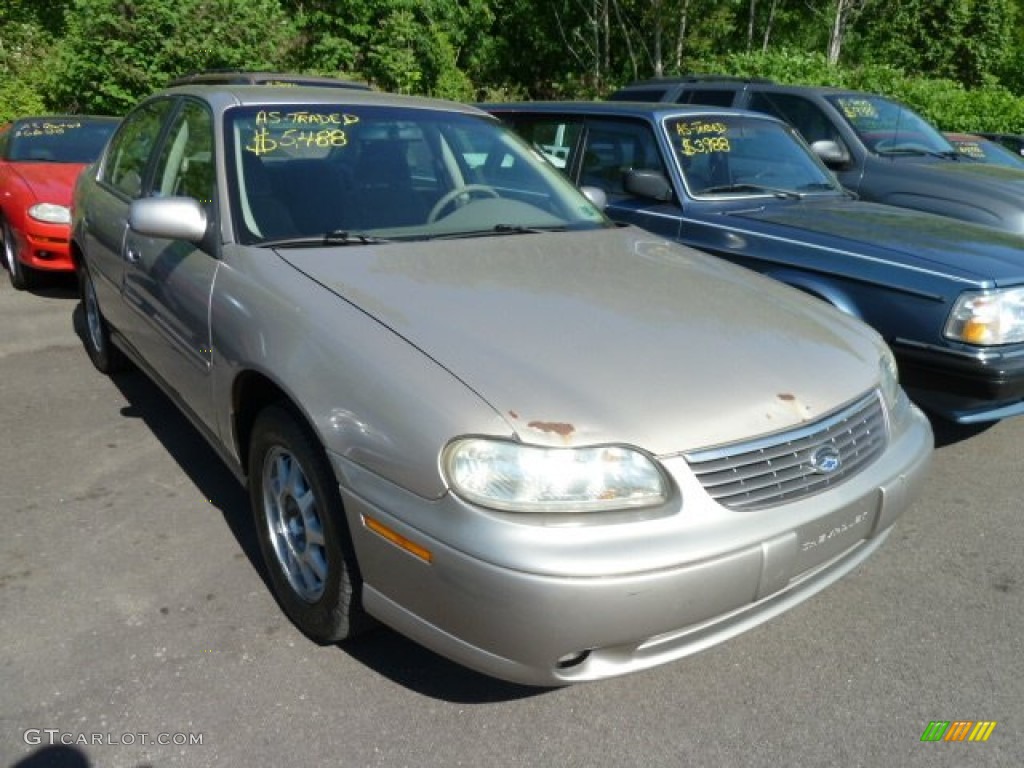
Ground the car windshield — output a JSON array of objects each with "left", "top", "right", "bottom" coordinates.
[
  {"left": 663, "top": 114, "right": 842, "bottom": 198},
  {"left": 226, "top": 105, "right": 610, "bottom": 244},
  {"left": 7, "top": 118, "right": 117, "bottom": 163},
  {"left": 825, "top": 94, "right": 955, "bottom": 156},
  {"left": 947, "top": 135, "right": 1024, "bottom": 169}
]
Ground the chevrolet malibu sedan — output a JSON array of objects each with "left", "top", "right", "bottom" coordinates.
[
  {"left": 0, "top": 115, "right": 119, "bottom": 289},
  {"left": 484, "top": 101, "right": 1024, "bottom": 424},
  {"left": 72, "top": 84, "right": 932, "bottom": 686}
]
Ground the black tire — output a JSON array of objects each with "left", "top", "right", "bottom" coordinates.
[
  {"left": 249, "top": 404, "right": 371, "bottom": 644},
  {"left": 78, "top": 262, "right": 129, "bottom": 373},
  {"left": 3, "top": 219, "right": 35, "bottom": 291}
]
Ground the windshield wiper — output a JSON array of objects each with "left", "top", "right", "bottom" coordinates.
[
  {"left": 700, "top": 183, "right": 803, "bottom": 200},
  {"left": 876, "top": 146, "right": 960, "bottom": 160},
  {"left": 425, "top": 224, "right": 569, "bottom": 240},
  {"left": 258, "top": 230, "right": 389, "bottom": 248}
]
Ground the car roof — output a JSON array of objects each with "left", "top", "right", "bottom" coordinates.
[
  {"left": 169, "top": 70, "right": 372, "bottom": 90},
  {"left": 157, "top": 83, "right": 489, "bottom": 116},
  {"left": 615, "top": 77, "right": 876, "bottom": 99},
  {"left": 480, "top": 99, "right": 782, "bottom": 123}
]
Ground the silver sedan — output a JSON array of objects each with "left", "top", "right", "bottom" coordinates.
[{"left": 72, "top": 83, "right": 933, "bottom": 685}]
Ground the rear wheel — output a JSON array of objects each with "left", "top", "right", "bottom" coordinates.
[
  {"left": 78, "top": 263, "right": 128, "bottom": 373},
  {"left": 249, "top": 405, "right": 371, "bottom": 644},
  {"left": 2, "top": 220, "right": 35, "bottom": 291}
]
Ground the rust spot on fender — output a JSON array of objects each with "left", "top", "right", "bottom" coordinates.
[
  {"left": 777, "top": 393, "right": 795, "bottom": 401},
  {"left": 527, "top": 420, "right": 575, "bottom": 438},
  {"left": 508, "top": 410, "right": 519, "bottom": 420}
]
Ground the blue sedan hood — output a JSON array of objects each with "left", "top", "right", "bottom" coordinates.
[{"left": 729, "top": 199, "right": 1024, "bottom": 286}]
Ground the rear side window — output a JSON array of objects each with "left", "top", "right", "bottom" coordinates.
[
  {"left": 100, "top": 99, "right": 175, "bottom": 199},
  {"left": 676, "top": 89, "right": 737, "bottom": 107},
  {"left": 748, "top": 93, "right": 840, "bottom": 145},
  {"left": 608, "top": 88, "right": 669, "bottom": 102}
]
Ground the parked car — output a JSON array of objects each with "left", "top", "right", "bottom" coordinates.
[
  {"left": 976, "top": 132, "right": 1024, "bottom": 157},
  {"left": 71, "top": 83, "right": 932, "bottom": 686},
  {"left": 944, "top": 132, "right": 1024, "bottom": 169},
  {"left": 609, "top": 76, "right": 1024, "bottom": 236},
  {"left": 0, "top": 115, "right": 119, "bottom": 289},
  {"left": 483, "top": 100, "right": 1024, "bottom": 423}
]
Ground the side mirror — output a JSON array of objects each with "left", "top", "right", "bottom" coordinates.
[
  {"left": 623, "top": 169, "right": 674, "bottom": 202},
  {"left": 579, "top": 185, "right": 608, "bottom": 211},
  {"left": 129, "top": 197, "right": 207, "bottom": 242},
  {"left": 810, "top": 139, "right": 850, "bottom": 169}
]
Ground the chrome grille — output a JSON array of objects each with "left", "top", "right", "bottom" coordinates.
[{"left": 684, "top": 392, "right": 887, "bottom": 511}]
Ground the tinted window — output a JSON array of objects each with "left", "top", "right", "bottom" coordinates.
[
  {"left": 748, "top": 93, "right": 841, "bottom": 145},
  {"left": 677, "top": 89, "right": 737, "bottom": 107},
  {"left": 100, "top": 100, "right": 175, "bottom": 198},
  {"left": 581, "top": 119, "right": 665, "bottom": 197},
  {"left": 607, "top": 87, "right": 669, "bottom": 102}
]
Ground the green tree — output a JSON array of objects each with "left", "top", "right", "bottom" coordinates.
[{"left": 44, "top": 0, "right": 298, "bottom": 114}]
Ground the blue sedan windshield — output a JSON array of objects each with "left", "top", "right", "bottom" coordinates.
[{"left": 664, "top": 114, "right": 842, "bottom": 198}]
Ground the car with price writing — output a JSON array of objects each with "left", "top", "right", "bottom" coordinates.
[
  {"left": 484, "top": 100, "right": 1024, "bottom": 423},
  {"left": 71, "top": 83, "right": 931, "bottom": 685},
  {"left": 609, "top": 77, "right": 1024, "bottom": 236},
  {"left": 0, "top": 115, "right": 119, "bottom": 289},
  {"left": 944, "top": 132, "right": 1024, "bottom": 170}
]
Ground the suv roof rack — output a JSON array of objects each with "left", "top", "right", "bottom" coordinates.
[
  {"left": 626, "top": 74, "right": 775, "bottom": 86},
  {"left": 169, "top": 70, "right": 372, "bottom": 90}
]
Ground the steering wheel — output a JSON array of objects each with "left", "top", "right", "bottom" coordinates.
[{"left": 427, "top": 184, "right": 500, "bottom": 222}]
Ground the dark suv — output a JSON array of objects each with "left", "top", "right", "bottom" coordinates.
[{"left": 610, "top": 76, "right": 1024, "bottom": 236}]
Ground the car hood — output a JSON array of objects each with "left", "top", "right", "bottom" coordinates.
[
  {"left": 9, "top": 162, "right": 86, "bottom": 204},
  {"left": 732, "top": 198, "right": 1024, "bottom": 284},
  {"left": 276, "top": 228, "right": 883, "bottom": 454}
]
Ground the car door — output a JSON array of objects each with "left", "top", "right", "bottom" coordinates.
[
  {"left": 121, "top": 98, "right": 220, "bottom": 430},
  {"left": 86, "top": 98, "right": 177, "bottom": 333}
]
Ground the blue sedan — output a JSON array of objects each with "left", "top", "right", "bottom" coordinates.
[{"left": 484, "top": 101, "right": 1024, "bottom": 424}]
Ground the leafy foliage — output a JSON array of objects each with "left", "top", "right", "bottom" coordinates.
[{"left": 1, "top": 0, "right": 1024, "bottom": 135}]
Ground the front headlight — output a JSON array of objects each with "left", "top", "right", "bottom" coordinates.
[
  {"left": 28, "top": 203, "right": 71, "bottom": 225},
  {"left": 879, "top": 347, "right": 906, "bottom": 419},
  {"left": 443, "top": 438, "right": 669, "bottom": 513},
  {"left": 945, "top": 287, "right": 1024, "bottom": 345}
]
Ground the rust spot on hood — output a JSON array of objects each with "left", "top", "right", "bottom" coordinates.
[
  {"left": 508, "top": 410, "right": 519, "bottom": 420},
  {"left": 777, "top": 393, "right": 795, "bottom": 402},
  {"left": 527, "top": 420, "right": 575, "bottom": 438}
]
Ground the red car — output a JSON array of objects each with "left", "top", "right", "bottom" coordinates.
[{"left": 0, "top": 115, "right": 119, "bottom": 289}]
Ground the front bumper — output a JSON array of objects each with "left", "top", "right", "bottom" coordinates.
[
  {"left": 335, "top": 403, "right": 932, "bottom": 686},
  {"left": 11, "top": 221, "right": 73, "bottom": 272},
  {"left": 893, "top": 338, "right": 1024, "bottom": 422}
]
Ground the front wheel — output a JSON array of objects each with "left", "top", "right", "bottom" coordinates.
[
  {"left": 249, "top": 405, "right": 371, "bottom": 644},
  {"left": 78, "top": 262, "right": 129, "bottom": 373},
  {"left": 3, "top": 220, "right": 35, "bottom": 291}
]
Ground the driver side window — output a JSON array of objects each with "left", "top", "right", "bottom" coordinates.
[{"left": 152, "top": 100, "right": 215, "bottom": 210}]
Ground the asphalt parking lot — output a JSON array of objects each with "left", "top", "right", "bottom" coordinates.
[{"left": 1, "top": 274, "right": 1022, "bottom": 768}]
